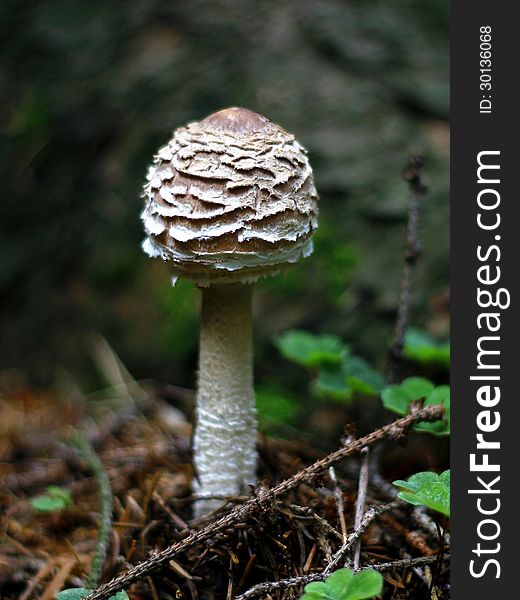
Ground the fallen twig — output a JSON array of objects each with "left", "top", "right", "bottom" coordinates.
[
  {"left": 71, "top": 433, "right": 113, "bottom": 588},
  {"left": 313, "top": 513, "right": 343, "bottom": 542},
  {"left": 324, "top": 501, "right": 399, "bottom": 576},
  {"left": 234, "top": 551, "right": 450, "bottom": 600},
  {"left": 388, "top": 155, "right": 428, "bottom": 382},
  {"left": 328, "top": 467, "right": 347, "bottom": 544},
  {"left": 83, "top": 405, "right": 443, "bottom": 600},
  {"left": 352, "top": 448, "right": 370, "bottom": 569}
]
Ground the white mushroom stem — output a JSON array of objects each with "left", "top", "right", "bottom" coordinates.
[{"left": 192, "top": 283, "right": 257, "bottom": 516}]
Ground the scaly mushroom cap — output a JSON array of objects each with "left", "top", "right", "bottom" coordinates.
[{"left": 141, "top": 107, "right": 318, "bottom": 285}]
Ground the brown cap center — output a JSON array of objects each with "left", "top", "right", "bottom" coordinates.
[{"left": 198, "top": 107, "right": 274, "bottom": 136}]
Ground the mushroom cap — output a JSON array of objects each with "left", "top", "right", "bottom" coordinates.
[{"left": 141, "top": 107, "right": 318, "bottom": 285}]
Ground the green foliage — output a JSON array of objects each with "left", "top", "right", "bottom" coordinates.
[
  {"left": 30, "top": 486, "right": 74, "bottom": 513},
  {"left": 393, "top": 470, "right": 450, "bottom": 516},
  {"left": 155, "top": 279, "right": 199, "bottom": 363},
  {"left": 256, "top": 388, "right": 297, "bottom": 427},
  {"left": 314, "top": 356, "right": 385, "bottom": 401},
  {"left": 382, "top": 377, "right": 433, "bottom": 413},
  {"left": 301, "top": 568, "right": 383, "bottom": 600},
  {"left": 381, "top": 377, "right": 450, "bottom": 435},
  {"left": 315, "top": 365, "right": 353, "bottom": 400},
  {"left": 56, "top": 589, "right": 91, "bottom": 600},
  {"left": 344, "top": 356, "right": 386, "bottom": 396},
  {"left": 311, "top": 227, "right": 359, "bottom": 300},
  {"left": 404, "top": 328, "right": 450, "bottom": 368},
  {"left": 277, "top": 330, "right": 385, "bottom": 402},
  {"left": 56, "top": 590, "right": 128, "bottom": 600},
  {"left": 276, "top": 330, "right": 348, "bottom": 368}
]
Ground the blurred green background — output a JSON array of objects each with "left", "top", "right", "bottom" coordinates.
[{"left": 0, "top": 0, "right": 449, "bottom": 413}]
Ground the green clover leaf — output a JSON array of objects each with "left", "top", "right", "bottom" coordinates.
[
  {"left": 404, "top": 328, "right": 450, "bottom": 368},
  {"left": 276, "top": 330, "right": 349, "bottom": 368},
  {"left": 344, "top": 356, "right": 385, "bottom": 396},
  {"left": 276, "top": 330, "right": 385, "bottom": 402},
  {"left": 301, "top": 568, "right": 383, "bottom": 600},
  {"left": 381, "top": 378, "right": 450, "bottom": 436},
  {"left": 314, "top": 356, "right": 385, "bottom": 401},
  {"left": 256, "top": 388, "right": 297, "bottom": 427},
  {"left": 393, "top": 470, "right": 450, "bottom": 516},
  {"left": 56, "top": 589, "right": 91, "bottom": 600},
  {"left": 56, "top": 589, "right": 129, "bottom": 600}
]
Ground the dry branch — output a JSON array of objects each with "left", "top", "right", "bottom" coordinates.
[
  {"left": 352, "top": 447, "right": 370, "bottom": 569},
  {"left": 323, "top": 500, "right": 401, "bottom": 578},
  {"left": 235, "top": 552, "right": 450, "bottom": 600},
  {"left": 388, "top": 155, "right": 428, "bottom": 382}
]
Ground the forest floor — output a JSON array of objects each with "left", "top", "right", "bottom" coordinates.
[{"left": 0, "top": 373, "right": 449, "bottom": 600}]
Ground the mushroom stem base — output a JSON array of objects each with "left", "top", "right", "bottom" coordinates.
[{"left": 193, "top": 283, "right": 257, "bottom": 516}]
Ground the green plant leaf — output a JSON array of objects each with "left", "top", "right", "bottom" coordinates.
[
  {"left": 382, "top": 377, "right": 433, "bottom": 416},
  {"left": 326, "top": 568, "right": 354, "bottom": 597},
  {"left": 314, "top": 357, "right": 385, "bottom": 401},
  {"left": 56, "top": 590, "right": 92, "bottom": 600},
  {"left": 56, "top": 590, "right": 129, "bottom": 600},
  {"left": 400, "top": 377, "right": 435, "bottom": 400},
  {"left": 301, "top": 584, "right": 326, "bottom": 600},
  {"left": 31, "top": 486, "right": 74, "bottom": 513},
  {"left": 256, "top": 388, "right": 297, "bottom": 426},
  {"left": 393, "top": 470, "right": 450, "bottom": 516},
  {"left": 404, "top": 328, "right": 450, "bottom": 368},
  {"left": 276, "top": 330, "right": 384, "bottom": 402},
  {"left": 301, "top": 568, "right": 383, "bottom": 600},
  {"left": 314, "top": 365, "right": 353, "bottom": 401},
  {"left": 31, "top": 496, "right": 66, "bottom": 512},
  {"left": 414, "top": 386, "right": 450, "bottom": 436},
  {"left": 381, "top": 378, "right": 449, "bottom": 436},
  {"left": 46, "top": 486, "right": 73, "bottom": 503},
  {"left": 345, "top": 570, "right": 384, "bottom": 600},
  {"left": 345, "top": 356, "right": 385, "bottom": 395},
  {"left": 276, "top": 330, "right": 349, "bottom": 368}
]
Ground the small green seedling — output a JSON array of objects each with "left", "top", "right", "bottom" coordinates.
[
  {"left": 31, "top": 486, "right": 74, "bottom": 513},
  {"left": 301, "top": 568, "right": 383, "bottom": 600},
  {"left": 381, "top": 377, "right": 450, "bottom": 435},
  {"left": 316, "top": 356, "right": 385, "bottom": 400},
  {"left": 277, "top": 330, "right": 385, "bottom": 401},
  {"left": 56, "top": 589, "right": 129, "bottom": 600},
  {"left": 404, "top": 328, "right": 450, "bottom": 368},
  {"left": 276, "top": 330, "right": 348, "bottom": 367},
  {"left": 393, "top": 470, "right": 450, "bottom": 517}
]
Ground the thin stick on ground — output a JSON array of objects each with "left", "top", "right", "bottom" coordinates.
[
  {"left": 388, "top": 155, "right": 428, "bottom": 383},
  {"left": 352, "top": 447, "right": 370, "bottom": 569},
  {"left": 313, "top": 513, "right": 343, "bottom": 542},
  {"left": 235, "top": 552, "right": 450, "bottom": 600},
  {"left": 83, "top": 405, "right": 444, "bottom": 600},
  {"left": 71, "top": 432, "right": 113, "bottom": 588},
  {"left": 328, "top": 467, "right": 347, "bottom": 544},
  {"left": 323, "top": 500, "right": 400, "bottom": 576}
]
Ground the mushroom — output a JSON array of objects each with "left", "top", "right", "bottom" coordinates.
[{"left": 141, "top": 107, "right": 318, "bottom": 515}]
